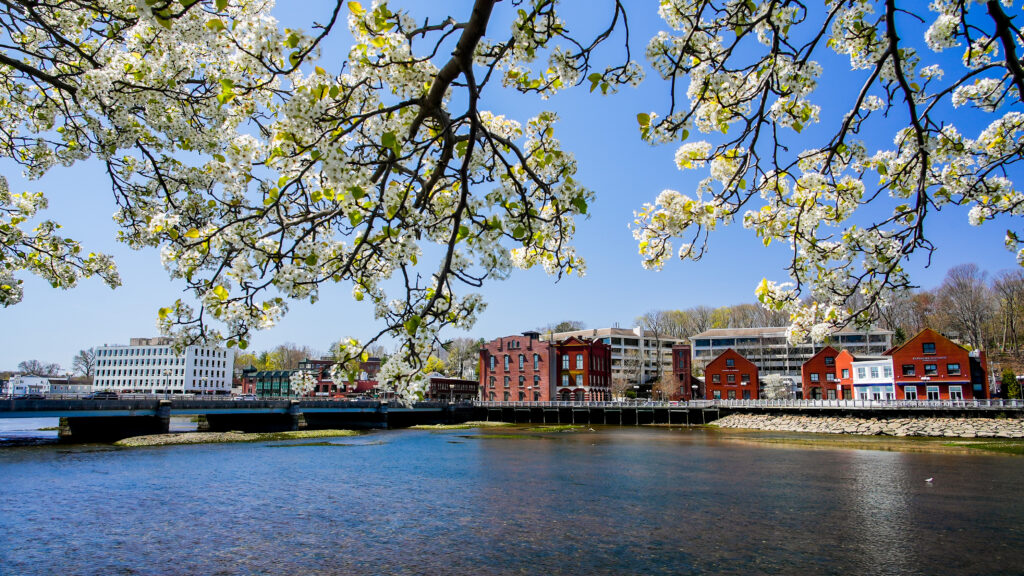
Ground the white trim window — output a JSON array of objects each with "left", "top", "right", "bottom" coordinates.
[{"left": 949, "top": 386, "right": 963, "bottom": 401}]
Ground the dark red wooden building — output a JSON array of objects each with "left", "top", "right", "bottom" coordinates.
[{"left": 704, "top": 348, "right": 759, "bottom": 400}]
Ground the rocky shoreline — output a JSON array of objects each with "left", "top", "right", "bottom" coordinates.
[{"left": 713, "top": 413, "right": 1024, "bottom": 438}]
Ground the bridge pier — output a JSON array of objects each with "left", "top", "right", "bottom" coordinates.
[{"left": 58, "top": 400, "right": 172, "bottom": 443}]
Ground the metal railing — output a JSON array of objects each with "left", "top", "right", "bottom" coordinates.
[{"left": 475, "top": 398, "right": 1024, "bottom": 410}]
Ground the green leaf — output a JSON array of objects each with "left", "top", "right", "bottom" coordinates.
[
  {"left": 348, "top": 1, "right": 365, "bottom": 15},
  {"left": 570, "top": 195, "right": 588, "bottom": 214},
  {"left": 158, "top": 307, "right": 171, "bottom": 319},
  {"left": 637, "top": 113, "right": 651, "bottom": 127},
  {"left": 184, "top": 229, "right": 201, "bottom": 239},
  {"left": 457, "top": 225, "right": 469, "bottom": 241},
  {"left": 305, "top": 254, "right": 318, "bottom": 266},
  {"left": 286, "top": 33, "right": 301, "bottom": 48},
  {"left": 206, "top": 19, "right": 225, "bottom": 33},
  {"left": 381, "top": 132, "right": 399, "bottom": 155},
  {"left": 404, "top": 315, "right": 421, "bottom": 336},
  {"left": 216, "top": 0, "right": 229, "bottom": 11},
  {"left": 238, "top": 339, "right": 248, "bottom": 350},
  {"left": 213, "top": 285, "right": 229, "bottom": 301}
]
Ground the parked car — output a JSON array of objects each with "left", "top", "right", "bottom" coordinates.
[
  {"left": 86, "top": 391, "right": 119, "bottom": 400},
  {"left": 233, "top": 394, "right": 257, "bottom": 401}
]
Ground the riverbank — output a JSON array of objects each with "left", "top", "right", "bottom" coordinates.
[
  {"left": 714, "top": 413, "right": 1024, "bottom": 439},
  {"left": 114, "top": 429, "right": 360, "bottom": 447}
]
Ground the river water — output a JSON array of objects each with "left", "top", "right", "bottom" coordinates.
[{"left": 1, "top": 425, "right": 1022, "bottom": 575}]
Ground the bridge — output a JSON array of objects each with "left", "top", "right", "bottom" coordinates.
[
  {"left": 0, "top": 396, "right": 474, "bottom": 441},
  {"left": 473, "top": 398, "right": 1024, "bottom": 426},
  {"left": 3, "top": 396, "right": 1022, "bottom": 442}
]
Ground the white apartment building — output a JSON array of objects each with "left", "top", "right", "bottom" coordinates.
[
  {"left": 3, "top": 375, "right": 51, "bottom": 396},
  {"left": 691, "top": 326, "right": 893, "bottom": 380},
  {"left": 543, "top": 326, "right": 687, "bottom": 386},
  {"left": 848, "top": 357, "right": 896, "bottom": 400},
  {"left": 93, "top": 337, "right": 234, "bottom": 395}
]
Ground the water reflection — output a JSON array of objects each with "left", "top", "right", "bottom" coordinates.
[{"left": 1, "top": 426, "right": 1022, "bottom": 575}]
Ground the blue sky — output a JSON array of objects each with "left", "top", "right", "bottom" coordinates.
[{"left": 1, "top": 1, "right": 1019, "bottom": 371}]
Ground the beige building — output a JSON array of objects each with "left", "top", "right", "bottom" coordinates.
[{"left": 690, "top": 326, "right": 893, "bottom": 380}]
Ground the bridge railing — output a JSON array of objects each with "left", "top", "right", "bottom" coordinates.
[{"left": 475, "top": 398, "right": 1024, "bottom": 410}]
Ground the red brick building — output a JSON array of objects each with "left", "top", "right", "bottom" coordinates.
[
  {"left": 885, "top": 328, "right": 989, "bottom": 400},
  {"left": 554, "top": 336, "right": 613, "bottom": 401},
  {"left": 479, "top": 332, "right": 612, "bottom": 401},
  {"left": 296, "top": 357, "right": 382, "bottom": 397},
  {"left": 479, "top": 331, "right": 555, "bottom": 401},
  {"left": 801, "top": 346, "right": 840, "bottom": 400},
  {"left": 670, "top": 344, "right": 701, "bottom": 400},
  {"left": 704, "top": 348, "right": 759, "bottom": 400}
]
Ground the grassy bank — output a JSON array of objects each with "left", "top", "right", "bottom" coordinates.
[{"left": 114, "top": 429, "right": 360, "bottom": 447}]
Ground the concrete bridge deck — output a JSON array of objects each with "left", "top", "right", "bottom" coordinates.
[{"left": 0, "top": 397, "right": 470, "bottom": 441}]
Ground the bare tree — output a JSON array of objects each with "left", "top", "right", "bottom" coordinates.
[
  {"left": 18, "top": 359, "right": 61, "bottom": 377},
  {"left": 71, "top": 348, "right": 95, "bottom": 380},
  {"left": 542, "top": 320, "right": 587, "bottom": 334},
  {"left": 615, "top": 349, "right": 643, "bottom": 397},
  {"left": 443, "top": 337, "right": 481, "bottom": 379},
  {"left": 653, "top": 370, "right": 680, "bottom": 401},
  {"left": 688, "top": 306, "right": 715, "bottom": 335},
  {"left": 935, "top": 264, "right": 995, "bottom": 350},
  {"left": 993, "top": 270, "right": 1024, "bottom": 353}
]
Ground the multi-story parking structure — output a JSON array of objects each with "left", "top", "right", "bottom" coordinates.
[
  {"left": 543, "top": 327, "right": 687, "bottom": 394},
  {"left": 691, "top": 327, "right": 893, "bottom": 385},
  {"left": 93, "top": 337, "right": 234, "bottom": 395}
]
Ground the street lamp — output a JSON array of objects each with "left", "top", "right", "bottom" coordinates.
[{"left": 691, "top": 384, "right": 699, "bottom": 401}]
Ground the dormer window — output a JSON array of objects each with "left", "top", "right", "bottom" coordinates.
[{"left": 922, "top": 342, "right": 936, "bottom": 355}]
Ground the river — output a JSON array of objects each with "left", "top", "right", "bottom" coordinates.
[{"left": 1, "top": 425, "right": 1022, "bottom": 575}]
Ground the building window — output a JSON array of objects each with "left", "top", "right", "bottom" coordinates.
[
  {"left": 924, "top": 364, "right": 938, "bottom": 376},
  {"left": 810, "top": 373, "right": 820, "bottom": 382},
  {"left": 824, "top": 356, "right": 835, "bottom": 366},
  {"left": 947, "top": 363, "right": 961, "bottom": 376},
  {"left": 727, "top": 390, "right": 736, "bottom": 399},
  {"left": 870, "top": 367, "right": 879, "bottom": 379},
  {"left": 726, "top": 358, "right": 735, "bottom": 367},
  {"left": 727, "top": 374, "right": 736, "bottom": 383},
  {"left": 534, "top": 354, "right": 540, "bottom": 370},
  {"left": 504, "top": 355, "right": 509, "bottom": 371},
  {"left": 562, "top": 374, "right": 569, "bottom": 387},
  {"left": 856, "top": 367, "right": 866, "bottom": 379},
  {"left": 922, "top": 342, "right": 936, "bottom": 355},
  {"left": 826, "top": 372, "right": 836, "bottom": 381},
  {"left": 712, "top": 374, "right": 721, "bottom": 383},
  {"left": 713, "top": 390, "right": 721, "bottom": 399},
  {"left": 926, "top": 386, "right": 940, "bottom": 400},
  {"left": 902, "top": 364, "right": 915, "bottom": 376},
  {"left": 562, "top": 355, "right": 569, "bottom": 370},
  {"left": 842, "top": 368, "right": 850, "bottom": 379},
  {"left": 519, "top": 355, "right": 524, "bottom": 370},
  {"left": 519, "top": 376, "right": 525, "bottom": 387},
  {"left": 504, "top": 376, "right": 510, "bottom": 388},
  {"left": 949, "top": 385, "right": 963, "bottom": 400},
  {"left": 883, "top": 366, "right": 893, "bottom": 378},
  {"left": 575, "top": 374, "right": 583, "bottom": 387},
  {"left": 575, "top": 354, "right": 583, "bottom": 370},
  {"left": 741, "top": 373, "right": 750, "bottom": 383},
  {"left": 905, "top": 386, "right": 918, "bottom": 400}
]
